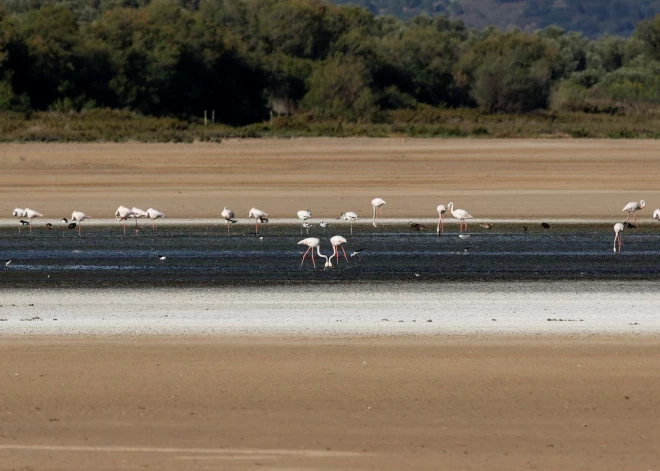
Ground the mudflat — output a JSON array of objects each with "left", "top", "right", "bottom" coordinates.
[
  {"left": 0, "top": 336, "right": 658, "bottom": 471},
  {"left": 1, "top": 138, "right": 659, "bottom": 219}
]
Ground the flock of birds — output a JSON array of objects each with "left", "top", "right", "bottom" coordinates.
[{"left": 6, "top": 198, "right": 660, "bottom": 269}]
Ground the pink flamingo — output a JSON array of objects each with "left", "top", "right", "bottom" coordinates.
[
  {"left": 298, "top": 237, "right": 331, "bottom": 268},
  {"left": 436, "top": 204, "right": 446, "bottom": 235},
  {"left": 330, "top": 235, "right": 349, "bottom": 266}
]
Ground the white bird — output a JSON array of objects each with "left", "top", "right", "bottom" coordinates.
[
  {"left": 330, "top": 235, "right": 349, "bottom": 266},
  {"left": 221, "top": 207, "right": 237, "bottom": 235},
  {"left": 297, "top": 237, "right": 331, "bottom": 268},
  {"left": 339, "top": 212, "right": 359, "bottom": 235},
  {"left": 297, "top": 210, "right": 312, "bottom": 220},
  {"left": 13, "top": 208, "right": 27, "bottom": 233},
  {"left": 320, "top": 221, "right": 329, "bottom": 233},
  {"left": 5, "top": 259, "right": 11, "bottom": 268},
  {"left": 653, "top": 209, "right": 660, "bottom": 221},
  {"left": 146, "top": 208, "right": 165, "bottom": 229},
  {"left": 622, "top": 200, "right": 645, "bottom": 226},
  {"left": 115, "top": 206, "right": 134, "bottom": 235},
  {"left": 21, "top": 208, "right": 43, "bottom": 234},
  {"left": 71, "top": 211, "right": 91, "bottom": 237},
  {"left": 349, "top": 248, "right": 365, "bottom": 261},
  {"left": 248, "top": 208, "right": 268, "bottom": 234},
  {"left": 131, "top": 207, "right": 148, "bottom": 233},
  {"left": 371, "top": 198, "right": 386, "bottom": 227},
  {"left": 158, "top": 255, "right": 167, "bottom": 264},
  {"left": 436, "top": 204, "right": 447, "bottom": 235},
  {"left": 613, "top": 222, "right": 625, "bottom": 253},
  {"left": 447, "top": 202, "right": 473, "bottom": 233},
  {"left": 297, "top": 210, "right": 312, "bottom": 235}
]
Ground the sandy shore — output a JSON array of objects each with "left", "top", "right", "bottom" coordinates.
[
  {"left": 1, "top": 283, "right": 658, "bottom": 336},
  {"left": 1, "top": 336, "right": 658, "bottom": 470},
  {"left": 2, "top": 139, "right": 660, "bottom": 219}
]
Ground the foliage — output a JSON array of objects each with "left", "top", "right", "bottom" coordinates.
[{"left": 0, "top": 0, "right": 660, "bottom": 135}]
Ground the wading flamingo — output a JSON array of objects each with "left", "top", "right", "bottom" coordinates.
[
  {"left": 146, "top": 208, "right": 165, "bottom": 229},
  {"left": 371, "top": 198, "right": 386, "bottom": 227},
  {"left": 613, "top": 222, "right": 625, "bottom": 253},
  {"left": 330, "top": 235, "right": 349, "bottom": 266},
  {"left": 71, "top": 211, "right": 90, "bottom": 237},
  {"left": 221, "top": 207, "right": 237, "bottom": 235},
  {"left": 436, "top": 204, "right": 446, "bottom": 235},
  {"left": 115, "top": 206, "right": 134, "bottom": 235},
  {"left": 297, "top": 210, "right": 312, "bottom": 235},
  {"left": 298, "top": 237, "right": 331, "bottom": 268},
  {"left": 622, "top": 200, "right": 645, "bottom": 226},
  {"left": 654, "top": 209, "right": 660, "bottom": 221},
  {"left": 448, "top": 202, "right": 473, "bottom": 233},
  {"left": 131, "top": 207, "right": 148, "bottom": 232},
  {"left": 339, "top": 212, "right": 358, "bottom": 235},
  {"left": 249, "top": 208, "right": 268, "bottom": 234},
  {"left": 23, "top": 208, "right": 44, "bottom": 234},
  {"left": 13, "top": 208, "right": 27, "bottom": 233}
]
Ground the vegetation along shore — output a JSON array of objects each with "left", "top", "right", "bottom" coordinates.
[{"left": 2, "top": 0, "right": 660, "bottom": 141}]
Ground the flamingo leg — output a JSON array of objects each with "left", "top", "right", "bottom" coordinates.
[
  {"left": 626, "top": 212, "right": 630, "bottom": 223},
  {"left": 301, "top": 247, "right": 311, "bottom": 266},
  {"left": 123, "top": 222, "right": 126, "bottom": 236},
  {"left": 464, "top": 220, "right": 468, "bottom": 231},
  {"left": 153, "top": 220, "right": 156, "bottom": 230},
  {"left": 441, "top": 216, "right": 444, "bottom": 234},
  {"left": 341, "top": 246, "right": 349, "bottom": 263},
  {"left": 29, "top": 222, "right": 32, "bottom": 234},
  {"left": 311, "top": 249, "right": 316, "bottom": 268},
  {"left": 619, "top": 235, "right": 623, "bottom": 253},
  {"left": 135, "top": 218, "right": 139, "bottom": 234},
  {"left": 350, "top": 224, "right": 353, "bottom": 235},
  {"left": 78, "top": 224, "right": 82, "bottom": 238}
]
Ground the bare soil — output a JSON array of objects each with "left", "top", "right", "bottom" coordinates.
[{"left": 2, "top": 138, "right": 659, "bottom": 219}]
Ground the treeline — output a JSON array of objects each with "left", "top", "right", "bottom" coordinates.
[{"left": 2, "top": 0, "right": 660, "bottom": 136}]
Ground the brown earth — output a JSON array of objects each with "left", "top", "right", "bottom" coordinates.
[
  {"left": 0, "top": 336, "right": 658, "bottom": 471},
  {"left": 1, "top": 138, "right": 659, "bottom": 219}
]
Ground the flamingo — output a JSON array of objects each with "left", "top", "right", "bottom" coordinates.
[
  {"left": 13, "top": 208, "right": 27, "bottom": 233},
  {"left": 249, "top": 208, "right": 268, "bottom": 234},
  {"left": 115, "top": 206, "right": 134, "bottom": 235},
  {"left": 221, "top": 207, "right": 237, "bottom": 235},
  {"left": 71, "top": 211, "right": 90, "bottom": 237},
  {"left": 330, "top": 235, "right": 349, "bottom": 266},
  {"left": 447, "top": 202, "right": 473, "bottom": 233},
  {"left": 371, "top": 198, "right": 386, "bottom": 227},
  {"left": 436, "top": 205, "right": 446, "bottom": 235},
  {"left": 622, "top": 200, "right": 645, "bottom": 226},
  {"left": 146, "top": 208, "right": 165, "bottom": 229},
  {"left": 613, "top": 222, "right": 625, "bottom": 253},
  {"left": 131, "top": 207, "right": 148, "bottom": 233},
  {"left": 339, "top": 212, "right": 358, "bottom": 235},
  {"left": 297, "top": 210, "right": 312, "bottom": 235},
  {"left": 654, "top": 209, "right": 660, "bottom": 221},
  {"left": 23, "top": 208, "right": 43, "bottom": 234},
  {"left": 297, "top": 237, "right": 331, "bottom": 268}
]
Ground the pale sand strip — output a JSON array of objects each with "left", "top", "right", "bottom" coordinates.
[{"left": 1, "top": 282, "right": 658, "bottom": 336}]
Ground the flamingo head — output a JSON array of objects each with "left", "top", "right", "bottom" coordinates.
[
  {"left": 640, "top": 200, "right": 646, "bottom": 209},
  {"left": 447, "top": 202, "right": 454, "bottom": 211}
]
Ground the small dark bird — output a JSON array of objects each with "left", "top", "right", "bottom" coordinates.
[
  {"left": 46, "top": 223, "right": 53, "bottom": 230},
  {"left": 409, "top": 222, "right": 427, "bottom": 232},
  {"left": 67, "top": 223, "right": 77, "bottom": 230},
  {"left": 541, "top": 222, "right": 551, "bottom": 229},
  {"left": 158, "top": 255, "right": 166, "bottom": 264},
  {"left": 61, "top": 218, "right": 68, "bottom": 224},
  {"left": 19, "top": 220, "right": 29, "bottom": 226},
  {"left": 522, "top": 226, "right": 528, "bottom": 232},
  {"left": 480, "top": 223, "right": 493, "bottom": 229},
  {"left": 5, "top": 259, "right": 11, "bottom": 267},
  {"left": 350, "top": 248, "right": 365, "bottom": 261},
  {"left": 464, "top": 247, "right": 469, "bottom": 253},
  {"left": 626, "top": 222, "right": 637, "bottom": 229}
]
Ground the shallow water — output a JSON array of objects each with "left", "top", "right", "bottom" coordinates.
[{"left": 1, "top": 223, "right": 660, "bottom": 287}]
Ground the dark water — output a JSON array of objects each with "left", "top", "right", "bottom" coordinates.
[{"left": 1, "top": 223, "right": 659, "bottom": 287}]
